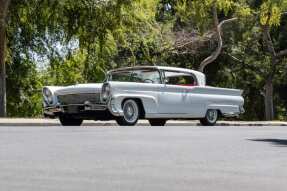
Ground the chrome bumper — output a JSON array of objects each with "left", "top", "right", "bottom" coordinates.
[
  {"left": 240, "top": 106, "right": 245, "bottom": 114},
  {"left": 44, "top": 103, "right": 107, "bottom": 117},
  {"left": 222, "top": 106, "right": 245, "bottom": 118}
]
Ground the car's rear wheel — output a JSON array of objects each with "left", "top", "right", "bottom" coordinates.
[
  {"left": 149, "top": 119, "right": 167, "bottom": 126},
  {"left": 116, "top": 99, "right": 140, "bottom": 126},
  {"left": 59, "top": 115, "right": 83, "bottom": 126},
  {"left": 200, "top": 109, "right": 218, "bottom": 126}
]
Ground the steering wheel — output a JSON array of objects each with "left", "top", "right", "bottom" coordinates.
[{"left": 143, "top": 79, "right": 154, "bottom": 83}]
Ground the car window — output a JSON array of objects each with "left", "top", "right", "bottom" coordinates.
[
  {"left": 109, "top": 69, "right": 161, "bottom": 84},
  {"left": 164, "top": 71, "right": 196, "bottom": 86},
  {"left": 111, "top": 71, "right": 134, "bottom": 82}
]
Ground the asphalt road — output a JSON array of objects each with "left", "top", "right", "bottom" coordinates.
[{"left": 0, "top": 126, "right": 286, "bottom": 191}]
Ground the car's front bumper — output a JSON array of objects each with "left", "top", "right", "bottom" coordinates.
[
  {"left": 44, "top": 102, "right": 106, "bottom": 115},
  {"left": 44, "top": 106, "right": 63, "bottom": 118},
  {"left": 43, "top": 101, "right": 123, "bottom": 119}
]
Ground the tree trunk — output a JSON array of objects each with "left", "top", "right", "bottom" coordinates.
[
  {"left": 261, "top": 23, "right": 277, "bottom": 121},
  {"left": 0, "top": 0, "right": 11, "bottom": 117},
  {"left": 264, "top": 76, "right": 274, "bottom": 121},
  {"left": 0, "top": 18, "right": 6, "bottom": 117}
]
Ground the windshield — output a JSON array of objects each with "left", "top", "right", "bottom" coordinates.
[{"left": 108, "top": 69, "right": 161, "bottom": 84}]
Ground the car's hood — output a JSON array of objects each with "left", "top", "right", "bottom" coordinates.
[{"left": 55, "top": 83, "right": 103, "bottom": 95}]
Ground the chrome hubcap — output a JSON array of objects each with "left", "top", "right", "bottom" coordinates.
[
  {"left": 123, "top": 100, "right": 139, "bottom": 123},
  {"left": 207, "top": 110, "right": 218, "bottom": 123}
]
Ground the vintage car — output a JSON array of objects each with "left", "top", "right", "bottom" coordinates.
[{"left": 43, "top": 66, "right": 244, "bottom": 126}]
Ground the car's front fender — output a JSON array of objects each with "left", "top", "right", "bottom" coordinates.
[{"left": 108, "top": 93, "right": 159, "bottom": 117}]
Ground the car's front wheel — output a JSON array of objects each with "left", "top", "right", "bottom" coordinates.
[
  {"left": 200, "top": 109, "right": 218, "bottom": 126},
  {"left": 59, "top": 115, "right": 83, "bottom": 126},
  {"left": 116, "top": 99, "right": 140, "bottom": 126}
]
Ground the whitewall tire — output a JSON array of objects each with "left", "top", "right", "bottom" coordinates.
[
  {"left": 200, "top": 109, "right": 218, "bottom": 126},
  {"left": 116, "top": 99, "right": 140, "bottom": 126}
]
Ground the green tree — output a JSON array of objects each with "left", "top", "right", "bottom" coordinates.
[
  {"left": 224, "top": 0, "right": 287, "bottom": 120},
  {"left": 2, "top": 0, "right": 138, "bottom": 116},
  {"left": 258, "top": 0, "right": 287, "bottom": 120},
  {"left": 172, "top": 0, "right": 251, "bottom": 72},
  {"left": 0, "top": 0, "right": 11, "bottom": 117}
]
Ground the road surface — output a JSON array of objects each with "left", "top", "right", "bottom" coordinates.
[{"left": 0, "top": 125, "right": 286, "bottom": 191}]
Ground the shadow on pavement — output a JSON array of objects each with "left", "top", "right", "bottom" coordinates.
[
  {"left": 0, "top": 122, "right": 198, "bottom": 127},
  {"left": 0, "top": 123, "right": 119, "bottom": 127},
  {"left": 248, "top": 139, "right": 287, "bottom": 147},
  {"left": 0, "top": 123, "right": 61, "bottom": 127}
]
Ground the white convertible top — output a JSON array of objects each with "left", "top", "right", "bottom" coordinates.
[{"left": 108, "top": 66, "right": 206, "bottom": 86}]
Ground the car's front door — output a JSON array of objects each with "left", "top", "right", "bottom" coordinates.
[{"left": 158, "top": 70, "right": 197, "bottom": 114}]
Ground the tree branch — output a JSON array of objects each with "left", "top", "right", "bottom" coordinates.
[
  {"left": 0, "top": 0, "right": 11, "bottom": 18},
  {"left": 226, "top": 53, "right": 243, "bottom": 63},
  {"left": 262, "top": 24, "right": 277, "bottom": 57},
  {"left": 198, "top": 17, "right": 237, "bottom": 72},
  {"left": 277, "top": 49, "right": 287, "bottom": 58}
]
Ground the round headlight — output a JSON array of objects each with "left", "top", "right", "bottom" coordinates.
[
  {"left": 43, "top": 88, "right": 54, "bottom": 104},
  {"left": 101, "top": 83, "right": 111, "bottom": 102}
]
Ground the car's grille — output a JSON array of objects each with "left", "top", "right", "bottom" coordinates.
[{"left": 57, "top": 93, "right": 101, "bottom": 105}]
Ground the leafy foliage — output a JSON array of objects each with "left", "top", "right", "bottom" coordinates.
[{"left": 3, "top": 0, "right": 287, "bottom": 120}]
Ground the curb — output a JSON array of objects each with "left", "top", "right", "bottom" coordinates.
[
  {"left": 216, "top": 122, "right": 287, "bottom": 127},
  {"left": 0, "top": 119, "right": 286, "bottom": 127}
]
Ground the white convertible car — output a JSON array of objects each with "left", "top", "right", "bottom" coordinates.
[{"left": 43, "top": 66, "right": 244, "bottom": 126}]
